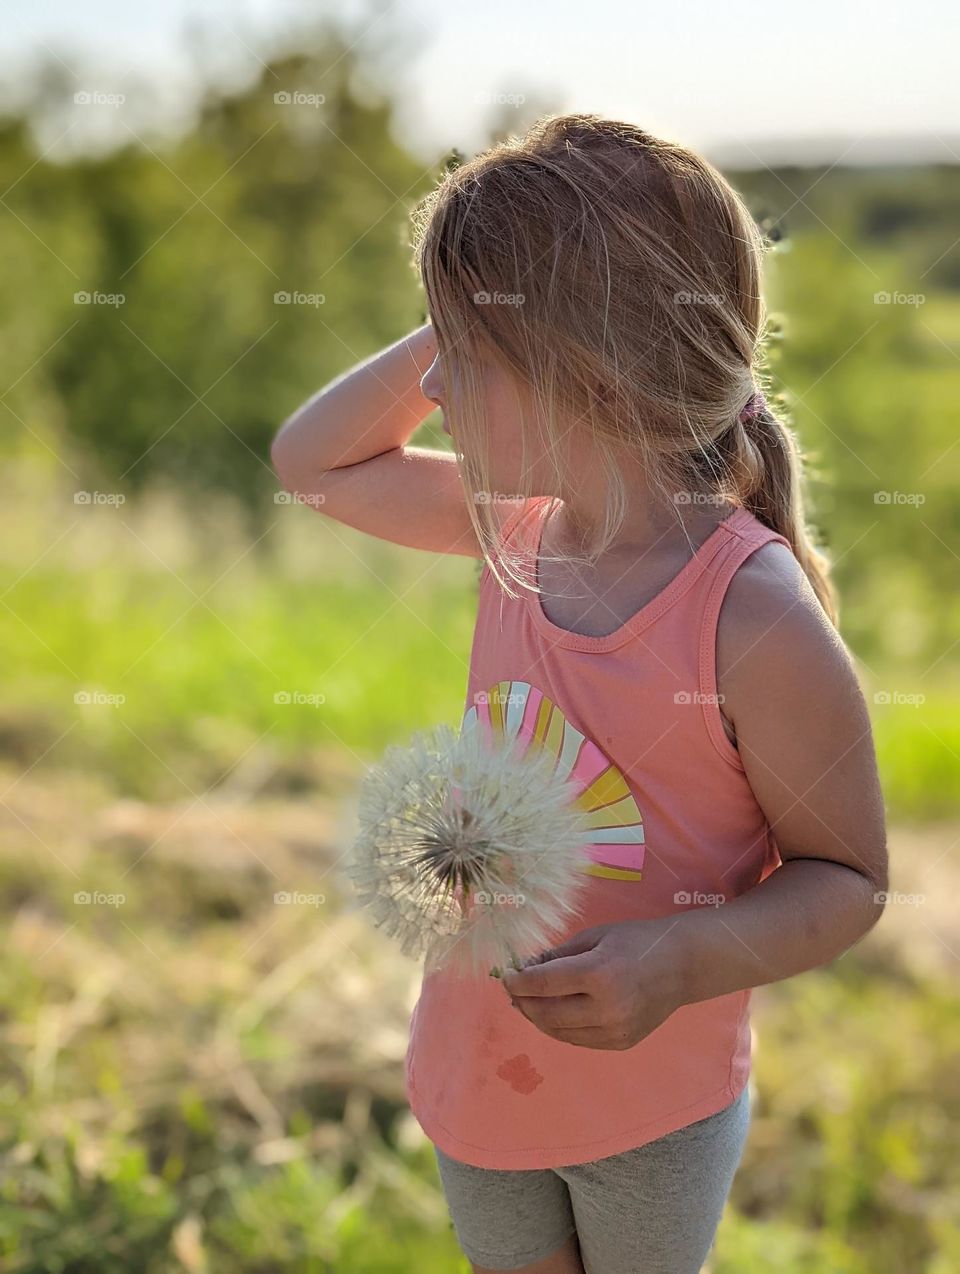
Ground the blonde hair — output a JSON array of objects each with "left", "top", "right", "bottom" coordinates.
[{"left": 411, "top": 113, "right": 838, "bottom": 625}]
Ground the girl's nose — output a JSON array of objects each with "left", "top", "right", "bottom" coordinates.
[
  {"left": 421, "top": 358, "right": 449, "bottom": 433},
  {"left": 420, "top": 359, "right": 443, "bottom": 404}
]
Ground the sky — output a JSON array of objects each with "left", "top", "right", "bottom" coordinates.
[{"left": 1, "top": 0, "right": 956, "bottom": 166}]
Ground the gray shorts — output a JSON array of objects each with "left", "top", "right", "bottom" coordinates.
[{"left": 433, "top": 1084, "right": 751, "bottom": 1272}]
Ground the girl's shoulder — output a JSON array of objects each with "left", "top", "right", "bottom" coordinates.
[
  {"left": 717, "top": 539, "right": 848, "bottom": 684},
  {"left": 715, "top": 537, "right": 865, "bottom": 777},
  {"left": 712, "top": 537, "right": 885, "bottom": 892}
]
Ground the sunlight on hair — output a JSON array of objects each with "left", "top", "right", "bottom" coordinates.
[{"left": 411, "top": 112, "right": 838, "bottom": 624}]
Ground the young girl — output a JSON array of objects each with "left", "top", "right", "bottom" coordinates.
[{"left": 271, "top": 114, "right": 888, "bottom": 1274}]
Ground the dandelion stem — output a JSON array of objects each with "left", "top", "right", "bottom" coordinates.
[{"left": 488, "top": 948, "right": 525, "bottom": 978}]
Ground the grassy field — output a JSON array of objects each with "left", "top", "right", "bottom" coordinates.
[
  {"left": 1, "top": 451, "right": 958, "bottom": 1272},
  {"left": 1, "top": 21, "right": 958, "bottom": 1266},
  {"left": 0, "top": 762, "right": 957, "bottom": 1273},
  {"left": 2, "top": 452, "right": 957, "bottom": 821}
]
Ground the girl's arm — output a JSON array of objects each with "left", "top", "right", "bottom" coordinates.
[
  {"left": 272, "top": 323, "right": 438, "bottom": 474},
  {"left": 270, "top": 323, "right": 490, "bottom": 557},
  {"left": 677, "top": 539, "right": 889, "bottom": 1002},
  {"left": 500, "top": 539, "right": 889, "bottom": 1050}
]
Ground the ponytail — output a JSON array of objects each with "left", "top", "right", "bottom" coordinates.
[{"left": 736, "top": 402, "right": 839, "bottom": 626}]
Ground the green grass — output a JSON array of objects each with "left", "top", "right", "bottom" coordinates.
[
  {"left": 0, "top": 455, "right": 480, "bottom": 799},
  {"left": 871, "top": 694, "right": 960, "bottom": 818},
  {"left": 1, "top": 452, "right": 958, "bottom": 1272},
  {"left": 0, "top": 763, "right": 956, "bottom": 1273},
  {"left": 1, "top": 453, "right": 956, "bottom": 818}
]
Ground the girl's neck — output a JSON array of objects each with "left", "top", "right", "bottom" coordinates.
[{"left": 553, "top": 476, "right": 735, "bottom": 559}]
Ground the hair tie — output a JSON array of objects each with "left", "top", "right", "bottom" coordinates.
[{"left": 738, "top": 390, "right": 766, "bottom": 424}]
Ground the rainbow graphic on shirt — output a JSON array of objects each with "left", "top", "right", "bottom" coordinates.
[{"left": 460, "top": 680, "right": 645, "bottom": 881}]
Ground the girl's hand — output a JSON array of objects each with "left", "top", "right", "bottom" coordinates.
[{"left": 499, "top": 918, "right": 690, "bottom": 1050}]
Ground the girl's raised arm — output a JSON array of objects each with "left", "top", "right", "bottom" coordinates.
[{"left": 269, "top": 324, "right": 491, "bottom": 558}]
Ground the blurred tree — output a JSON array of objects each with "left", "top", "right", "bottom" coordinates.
[
  {"left": 0, "top": 25, "right": 441, "bottom": 508},
  {"left": 0, "top": 29, "right": 958, "bottom": 664}
]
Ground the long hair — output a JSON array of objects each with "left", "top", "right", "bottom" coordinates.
[{"left": 411, "top": 113, "right": 838, "bottom": 625}]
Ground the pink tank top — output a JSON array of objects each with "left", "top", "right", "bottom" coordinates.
[{"left": 404, "top": 497, "right": 792, "bottom": 1169}]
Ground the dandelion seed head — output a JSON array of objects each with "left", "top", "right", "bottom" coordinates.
[{"left": 345, "top": 720, "right": 597, "bottom": 979}]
